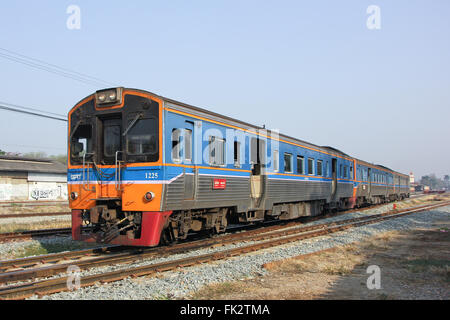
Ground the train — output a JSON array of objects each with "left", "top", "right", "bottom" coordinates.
[{"left": 68, "top": 87, "right": 410, "bottom": 246}]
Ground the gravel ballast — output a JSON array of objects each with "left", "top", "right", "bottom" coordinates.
[{"left": 27, "top": 204, "right": 449, "bottom": 300}]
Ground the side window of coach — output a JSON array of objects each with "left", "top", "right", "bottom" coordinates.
[
  {"left": 317, "top": 160, "right": 323, "bottom": 176},
  {"left": 308, "top": 158, "right": 314, "bottom": 175},
  {"left": 209, "top": 136, "right": 225, "bottom": 166},
  {"left": 273, "top": 150, "right": 279, "bottom": 172},
  {"left": 297, "top": 156, "right": 304, "bottom": 174},
  {"left": 185, "top": 129, "right": 192, "bottom": 162},
  {"left": 284, "top": 153, "right": 293, "bottom": 173}
]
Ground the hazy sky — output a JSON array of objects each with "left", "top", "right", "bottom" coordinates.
[{"left": 0, "top": 1, "right": 449, "bottom": 180}]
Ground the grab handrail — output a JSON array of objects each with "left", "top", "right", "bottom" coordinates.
[
  {"left": 115, "top": 151, "right": 124, "bottom": 191},
  {"left": 82, "top": 152, "right": 95, "bottom": 191}
]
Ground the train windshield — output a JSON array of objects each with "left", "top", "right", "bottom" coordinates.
[
  {"left": 126, "top": 118, "right": 158, "bottom": 155},
  {"left": 70, "top": 124, "right": 93, "bottom": 163}
]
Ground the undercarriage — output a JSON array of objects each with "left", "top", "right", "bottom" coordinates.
[{"left": 82, "top": 200, "right": 143, "bottom": 242}]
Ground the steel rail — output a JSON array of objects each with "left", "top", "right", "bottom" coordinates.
[{"left": 0, "top": 228, "right": 72, "bottom": 242}]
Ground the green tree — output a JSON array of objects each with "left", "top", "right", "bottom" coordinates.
[
  {"left": 0, "top": 149, "right": 5, "bottom": 155},
  {"left": 49, "top": 154, "right": 67, "bottom": 165},
  {"left": 22, "top": 151, "right": 48, "bottom": 159},
  {"left": 420, "top": 174, "right": 445, "bottom": 190},
  {"left": 444, "top": 175, "right": 450, "bottom": 188}
]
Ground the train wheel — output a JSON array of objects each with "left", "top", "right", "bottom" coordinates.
[{"left": 159, "top": 226, "right": 175, "bottom": 246}]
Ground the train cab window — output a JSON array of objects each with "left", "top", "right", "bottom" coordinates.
[
  {"left": 350, "top": 166, "right": 353, "bottom": 179},
  {"left": 209, "top": 136, "right": 225, "bottom": 166},
  {"left": 317, "top": 160, "right": 323, "bottom": 176},
  {"left": 308, "top": 158, "right": 314, "bottom": 175},
  {"left": 344, "top": 165, "right": 348, "bottom": 178},
  {"left": 284, "top": 153, "right": 293, "bottom": 173},
  {"left": 273, "top": 150, "right": 279, "bottom": 172},
  {"left": 70, "top": 124, "right": 92, "bottom": 163},
  {"left": 297, "top": 156, "right": 304, "bottom": 174},
  {"left": 234, "top": 141, "right": 240, "bottom": 167},
  {"left": 339, "top": 164, "right": 343, "bottom": 178},
  {"left": 126, "top": 118, "right": 158, "bottom": 158}
]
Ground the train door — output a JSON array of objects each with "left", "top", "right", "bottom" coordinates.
[
  {"left": 250, "top": 137, "right": 266, "bottom": 208},
  {"left": 184, "top": 121, "right": 195, "bottom": 200},
  {"left": 368, "top": 168, "right": 372, "bottom": 195},
  {"left": 331, "top": 158, "right": 337, "bottom": 199},
  {"left": 101, "top": 117, "right": 122, "bottom": 198}
]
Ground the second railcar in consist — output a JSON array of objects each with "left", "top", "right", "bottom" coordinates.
[{"left": 68, "top": 88, "right": 410, "bottom": 246}]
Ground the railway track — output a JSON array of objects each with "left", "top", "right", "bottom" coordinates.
[
  {"left": 0, "top": 212, "right": 70, "bottom": 219},
  {"left": 0, "top": 193, "right": 435, "bottom": 243},
  {"left": 0, "top": 201, "right": 68, "bottom": 208},
  {"left": 0, "top": 200, "right": 448, "bottom": 299},
  {"left": 0, "top": 201, "right": 402, "bottom": 279},
  {"left": 0, "top": 199, "right": 401, "bottom": 243},
  {"left": 0, "top": 228, "right": 72, "bottom": 243}
]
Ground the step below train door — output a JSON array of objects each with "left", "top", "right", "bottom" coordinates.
[{"left": 250, "top": 137, "right": 266, "bottom": 208}]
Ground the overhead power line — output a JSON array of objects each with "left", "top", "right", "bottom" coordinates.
[
  {"left": 0, "top": 104, "right": 67, "bottom": 122},
  {"left": 0, "top": 101, "right": 66, "bottom": 118},
  {"left": 0, "top": 47, "right": 118, "bottom": 88}
]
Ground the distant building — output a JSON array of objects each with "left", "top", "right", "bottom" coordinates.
[{"left": 0, "top": 155, "right": 67, "bottom": 201}]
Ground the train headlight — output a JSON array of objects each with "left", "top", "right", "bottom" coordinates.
[
  {"left": 70, "top": 192, "right": 78, "bottom": 200},
  {"left": 144, "top": 191, "right": 155, "bottom": 202},
  {"left": 95, "top": 88, "right": 123, "bottom": 106}
]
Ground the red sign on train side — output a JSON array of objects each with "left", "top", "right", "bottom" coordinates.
[{"left": 213, "top": 178, "right": 226, "bottom": 190}]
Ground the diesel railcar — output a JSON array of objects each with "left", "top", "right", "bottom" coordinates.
[{"left": 68, "top": 87, "right": 410, "bottom": 246}]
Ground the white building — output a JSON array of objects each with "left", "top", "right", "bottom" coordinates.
[{"left": 0, "top": 156, "right": 67, "bottom": 201}]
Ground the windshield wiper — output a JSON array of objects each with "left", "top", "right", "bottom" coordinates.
[
  {"left": 122, "top": 113, "right": 143, "bottom": 137},
  {"left": 69, "top": 119, "right": 83, "bottom": 141}
]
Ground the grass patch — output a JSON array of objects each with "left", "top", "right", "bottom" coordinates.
[
  {"left": 407, "top": 259, "right": 450, "bottom": 273},
  {"left": 11, "top": 241, "right": 98, "bottom": 259},
  {"left": 0, "top": 204, "right": 70, "bottom": 215},
  {"left": 191, "top": 281, "right": 247, "bottom": 299},
  {"left": 0, "top": 220, "right": 71, "bottom": 233}
]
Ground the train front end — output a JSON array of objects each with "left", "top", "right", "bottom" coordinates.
[{"left": 68, "top": 88, "right": 170, "bottom": 246}]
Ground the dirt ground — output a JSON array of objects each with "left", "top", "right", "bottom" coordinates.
[
  {"left": 0, "top": 203, "right": 69, "bottom": 215},
  {"left": 192, "top": 219, "right": 450, "bottom": 300}
]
